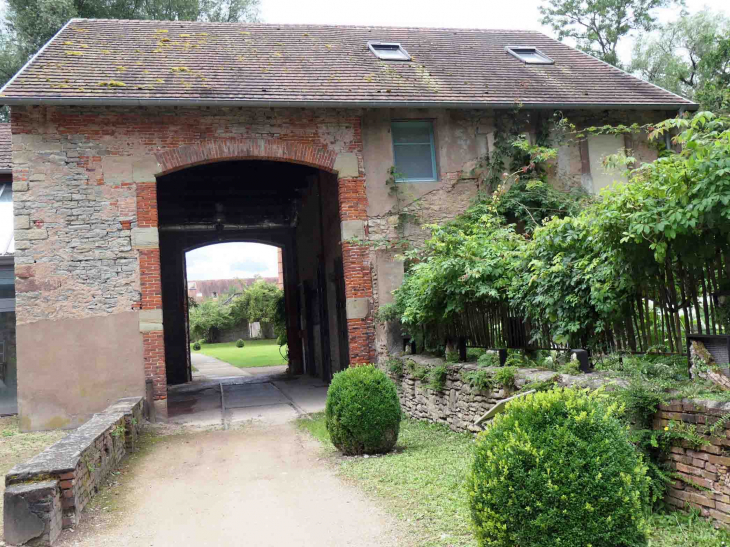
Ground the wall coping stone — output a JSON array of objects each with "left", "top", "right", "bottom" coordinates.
[
  {"left": 6, "top": 397, "right": 142, "bottom": 483},
  {"left": 400, "top": 354, "right": 625, "bottom": 390}
]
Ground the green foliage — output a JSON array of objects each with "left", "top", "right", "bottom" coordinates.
[
  {"left": 466, "top": 347, "right": 486, "bottom": 361},
  {"left": 188, "top": 280, "right": 284, "bottom": 346},
  {"left": 392, "top": 203, "right": 525, "bottom": 328},
  {"left": 235, "top": 338, "right": 245, "bottom": 348},
  {"left": 386, "top": 358, "right": 404, "bottom": 377},
  {"left": 468, "top": 388, "right": 651, "bottom": 547},
  {"left": 188, "top": 299, "right": 235, "bottom": 342},
  {"left": 405, "top": 359, "right": 430, "bottom": 381},
  {"left": 461, "top": 368, "right": 494, "bottom": 392},
  {"left": 477, "top": 352, "right": 499, "bottom": 367},
  {"left": 495, "top": 179, "right": 587, "bottom": 233},
  {"left": 558, "top": 359, "right": 581, "bottom": 375},
  {"left": 649, "top": 508, "right": 730, "bottom": 546},
  {"left": 520, "top": 377, "right": 559, "bottom": 392},
  {"left": 445, "top": 350, "right": 460, "bottom": 364},
  {"left": 539, "top": 0, "right": 682, "bottom": 67},
  {"left": 631, "top": 10, "right": 729, "bottom": 107},
  {"left": 325, "top": 365, "right": 402, "bottom": 455},
  {"left": 493, "top": 366, "right": 517, "bottom": 389},
  {"left": 429, "top": 365, "right": 448, "bottom": 391},
  {"left": 192, "top": 342, "right": 201, "bottom": 351}
]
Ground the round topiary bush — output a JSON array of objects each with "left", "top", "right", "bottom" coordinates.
[
  {"left": 468, "top": 388, "right": 650, "bottom": 547},
  {"left": 236, "top": 339, "right": 245, "bottom": 348},
  {"left": 326, "top": 365, "right": 402, "bottom": 455},
  {"left": 192, "top": 342, "right": 201, "bottom": 351}
]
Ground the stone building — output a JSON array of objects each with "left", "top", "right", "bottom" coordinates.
[
  {"left": 0, "top": 124, "right": 15, "bottom": 416},
  {"left": 0, "top": 19, "right": 695, "bottom": 429}
]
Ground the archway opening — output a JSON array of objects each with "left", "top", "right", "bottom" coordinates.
[
  {"left": 155, "top": 160, "right": 350, "bottom": 394},
  {"left": 185, "top": 242, "right": 288, "bottom": 379}
]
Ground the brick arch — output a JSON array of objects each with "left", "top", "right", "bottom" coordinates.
[{"left": 155, "top": 138, "right": 338, "bottom": 176}]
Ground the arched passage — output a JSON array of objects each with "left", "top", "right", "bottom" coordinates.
[{"left": 147, "top": 159, "right": 353, "bottom": 401}]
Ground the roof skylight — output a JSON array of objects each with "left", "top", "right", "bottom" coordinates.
[
  {"left": 368, "top": 42, "right": 411, "bottom": 61},
  {"left": 505, "top": 46, "right": 554, "bottom": 65}
]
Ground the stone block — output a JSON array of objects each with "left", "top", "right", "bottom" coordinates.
[
  {"left": 346, "top": 297, "right": 370, "bottom": 320},
  {"left": 15, "top": 228, "right": 48, "bottom": 241},
  {"left": 334, "top": 153, "right": 359, "bottom": 178},
  {"left": 131, "top": 227, "right": 159, "bottom": 249},
  {"left": 341, "top": 220, "right": 365, "bottom": 241},
  {"left": 102, "top": 156, "right": 133, "bottom": 184},
  {"left": 15, "top": 215, "right": 30, "bottom": 230},
  {"left": 4, "top": 480, "right": 60, "bottom": 546},
  {"left": 132, "top": 156, "right": 161, "bottom": 183},
  {"left": 13, "top": 180, "right": 29, "bottom": 192}
]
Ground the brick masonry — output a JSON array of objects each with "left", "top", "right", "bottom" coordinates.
[
  {"left": 655, "top": 399, "right": 730, "bottom": 527},
  {"left": 10, "top": 105, "right": 377, "bottom": 409},
  {"left": 4, "top": 397, "right": 144, "bottom": 545}
]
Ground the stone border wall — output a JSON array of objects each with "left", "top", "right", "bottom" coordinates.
[
  {"left": 382, "top": 355, "right": 617, "bottom": 433},
  {"left": 4, "top": 397, "right": 144, "bottom": 546},
  {"left": 656, "top": 399, "right": 730, "bottom": 527}
]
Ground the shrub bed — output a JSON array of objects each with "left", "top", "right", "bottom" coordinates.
[
  {"left": 468, "top": 388, "right": 650, "bottom": 547},
  {"left": 326, "top": 365, "right": 402, "bottom": 455}
]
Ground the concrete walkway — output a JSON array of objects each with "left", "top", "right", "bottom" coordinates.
[
  {"left": 53, "top": 365, "right": 413, "bottom": 547},
  {"left": 191, "top": 352, "right": 288, "bottom": 380},
  {"left": 55, "top": 424, "right": 411, "bottom": 547}
]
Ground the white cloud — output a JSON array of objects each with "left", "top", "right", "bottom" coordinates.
[{"left": 185, "top": 242, "right": 279, "bottom": 281}]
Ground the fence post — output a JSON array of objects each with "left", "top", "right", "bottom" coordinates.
[{"left": 458, "top": 337, "right": 467, "bottom": 362}]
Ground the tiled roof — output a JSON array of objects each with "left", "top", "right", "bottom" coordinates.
[
  {"left": 0, "top": 124, "right": 10, "bottom": 170},
  {"left": 0, "top": 19, "right": 696, "bottom": 109}
]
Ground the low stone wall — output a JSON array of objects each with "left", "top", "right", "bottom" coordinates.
[
  {"left": 4, "top": 397, "right": 144, "bottom": 546},
  {"left": 383, "top": 355, "right": 617, "bottom": 433},
  {"left": 656, "top": 399, "right": 730, "bottom": 527}
]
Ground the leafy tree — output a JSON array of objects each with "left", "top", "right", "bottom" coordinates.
[
  {"left": 188, "top": 299, "right": 235, "bottom": 342},
  {"left": 630, "top": 10, "right": 729, "bottom": 103},
  {"left": 229, "top": 279, "right": 282, "bottom": 325},
  {"left": 539, "top": 0, "right": 683, "bottom": 67}
]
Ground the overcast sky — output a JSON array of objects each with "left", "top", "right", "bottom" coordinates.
[{"left": 189, "top": 0, "right": 728, "bottom": 281}]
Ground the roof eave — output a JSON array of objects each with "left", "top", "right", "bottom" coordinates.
[{"left": 0, "top": 97, "right": 700, "bottom": 111}]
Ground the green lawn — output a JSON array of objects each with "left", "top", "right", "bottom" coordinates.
[
  {"left": 297, "top": 413, "right": 730, "bottom": 547},
  {"left": 192, "top": 339, "right": 287, "bottom": 368}
]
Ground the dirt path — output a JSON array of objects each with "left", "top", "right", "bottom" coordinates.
[{"left": 55, "top": 423, "right": 412, "bottom": 547}]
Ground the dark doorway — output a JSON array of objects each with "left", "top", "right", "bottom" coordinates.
[{"left": 155, "top": 160, "right": 347, "bottom": 386}]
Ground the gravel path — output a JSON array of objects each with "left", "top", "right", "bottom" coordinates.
[{"left": 54, "top": 423, "right": 412, "bottom": 547}]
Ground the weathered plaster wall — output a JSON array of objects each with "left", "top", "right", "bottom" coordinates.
[
  {"left": 361, "top": 108, "right": 672, "bottom": 360},
  {"left": 16, "top": 311, "right": 144, "bottom": 431}
]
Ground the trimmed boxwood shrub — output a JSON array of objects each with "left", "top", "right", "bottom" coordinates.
[
  {"left": 192, "top": 342, "right": 201, "bottom": 351},
  {"left": 236, "top": 339, "right": 245, "bottom": 348},
  {"left": 325, "top": 365, "right": 401, "bottom": 455},
  {"left": 468, "top": 388, "right": 650, "bottom": 547}
]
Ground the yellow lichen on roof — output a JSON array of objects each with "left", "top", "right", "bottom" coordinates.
[
  {"left": 99, "top": 80, "right": 126, "bottom": 87},
  {"left": 170, "top": 67, "right": 190, "bottom": 73},
  {"left": 66, "top": 51, "right": 84, "bottom": 56}
]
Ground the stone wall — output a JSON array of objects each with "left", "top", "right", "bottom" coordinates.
[
  {"left": 656, "top": 399, "right": 730, "bottom": 527},
  {"left": 4, "top": 397, "right": 144, "bottom": 546},
  {"left": 383, "top": 354, "right": 615, "bottom": 433}
]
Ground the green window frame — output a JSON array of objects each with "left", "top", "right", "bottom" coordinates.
[{"left": 391, "top": 121, "right": 438, "bottom": 182}]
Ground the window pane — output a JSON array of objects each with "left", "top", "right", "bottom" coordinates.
[
  {"left": 517, "top": 52, "right": 548, "bottom": 63},
  {"left": 374, "top": 47, "right": 409, "bottom": 60},
  {"left": 392, "top": 122, "right": 432, "bottom": 145},
  {"left": 394, "top": 143, "right": 434, "bottom": 180}
]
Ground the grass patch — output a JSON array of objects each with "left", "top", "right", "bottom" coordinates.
[
  {"left": 0, "top": 416, "right": 67, "bottom": 538},
  {"left": 298, "top": 412, "right": 730, "bottom": 547},
  {"left": 648, "top": 510, "right": 730, "bottom": 546},
  {"left": 297, "top": 412, "right": 476, "bottom": 547},
  {"left": 192, "top": 339, "right": 287, "bottom": 368}
]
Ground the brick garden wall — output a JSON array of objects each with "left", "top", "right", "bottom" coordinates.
[
  {"left": 656, "top": 400, "right": 730, "bottom": 527},
  {"left": 4, "top": 397, "right": 143, "bottom": 546}
]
